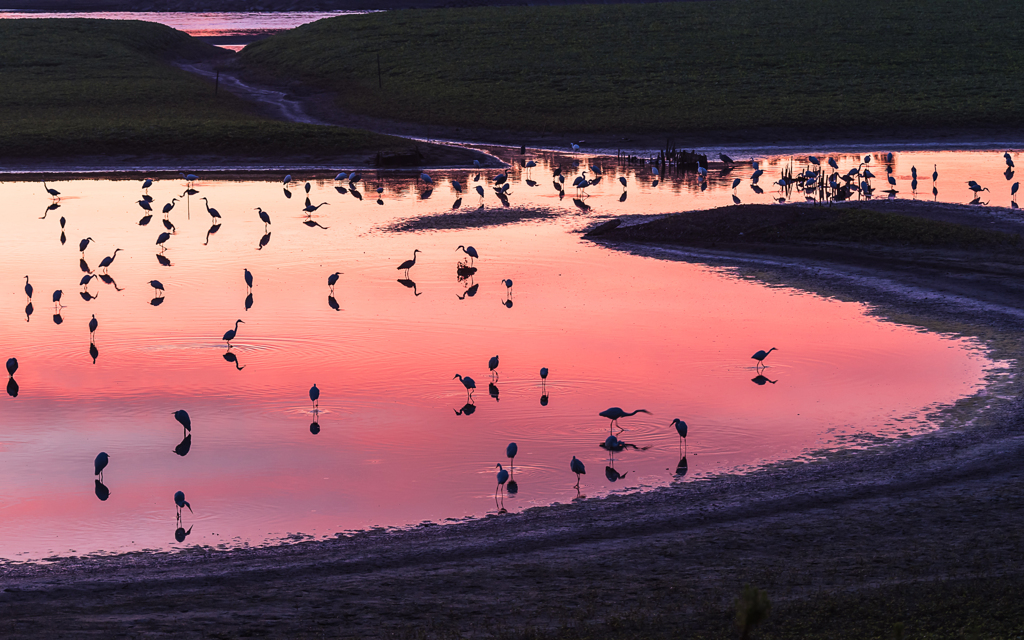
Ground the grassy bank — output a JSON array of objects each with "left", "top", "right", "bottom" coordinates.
[
  {"left": 0, "top": 19, "right": 405, "bottom": 159},
  {"left": 239, "top": 0, "right": 1024, "bottom": 136},
  {"left": 594, "top": 204, "right": 1024, "bottom": 252}
]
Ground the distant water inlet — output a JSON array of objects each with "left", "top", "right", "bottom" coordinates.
[{"left": 0, "top": 151, "right": 1002, "bottom": 560}]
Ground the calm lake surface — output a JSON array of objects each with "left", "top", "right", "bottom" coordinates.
[{"left": 0, "top": 147, "right": 1012, "bottom": 561}]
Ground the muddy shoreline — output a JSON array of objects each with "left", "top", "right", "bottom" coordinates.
[{"left": 1, "top": 201, "right": 1023, "bottom": 637}]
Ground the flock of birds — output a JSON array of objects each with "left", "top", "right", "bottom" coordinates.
[{"left": 27, "top": 145, "right": 1015, "bottom": 538}]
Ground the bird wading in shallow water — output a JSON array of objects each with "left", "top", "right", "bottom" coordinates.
[
  {"left": 751, "top": 347, "right": 777, "bottom": 369},
  {"left": 599, "top": 407, "right": 651, "bottom": 431}
]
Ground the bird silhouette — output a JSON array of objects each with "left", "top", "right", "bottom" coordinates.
[
  {"left": 43, "top": 181, "right": 61, "bottom": 200},
  {"left": 94, "top": 452, "right": 109, "bottom": 481},
  {"left": 488, "top": 355, "right": 499, "bottom": 380},
  {"left": 222, "top": 319, "right": 244, "bottom": 346},
  {"left": 174, "top": 435, "right": 192, "bottom": 457},
  {"left": 98, "top": 249, "right": 122, "bottom": 271},
  {"left": 95, "top": 479, "right": 110, "bottom": 501},
  {"left": 599, "top": 407, "right": 651, "bottom": 430},
  {"left": 174, "top": 490, "right": 192, "bottom": 523},
  {"left": 174, "top": 409, "right": 191, "bottom": 432},
  {"left": 670, "top": 418, "right": 688, "bottom": 454},
  {"left": 89, "top": 314, "right": 98, "bottom": 339},
  {"left": 398, "top": 250, "right": 421, "bottom": 277},
  {"left": 570, "top": 456, "right": 586, "bottom": 488},
  {"left": 201, "top": 197, "right": 221, "bottom": 220},
  {"left": 506, "top": 442, "right": 518, "bottom": 473},
  {"left": 751, "top": 347, "right": 777, "bottom": 369},
  {"left": 309, "top": 383, "right": 320, "bottom": 409},
  {"left": 303, "top": 202, "right": 329, "bottom": 213},
  {"left": 24, "top": 276, "right": 33, "bottom": 300},
  {"left": 456, "top": 245, "right": 478, "bottom": 265},
  {"left": 244, "top": 269, "right": 253, "bottom": 291},
  {"left": 6, "top": 357, "right": 18, "bottom": 377},
  {"left": 328, "top": 271, "right": 342, "bottom": 293},
  {"left": 495, "top": 463, "right": 509, "bottom": 497},
  {"left": 454, "top": 374, "right": 476, "bottom": 399},
  {"left": 79, "top": 237, "right": 94, "bottom": 255},
  {"left": 256, "top": 207, "right": 271, "bottom": 230}
]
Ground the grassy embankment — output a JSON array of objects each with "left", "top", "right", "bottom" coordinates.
[
  {"left": 0, "top": 19, "right": 406, "bottom": 159},
  {"left": 594, "top": 205, "right": 1024, "bottom": 252},
  {"left": 239, "top": 0, "right": 1024, "bottom": 136}
]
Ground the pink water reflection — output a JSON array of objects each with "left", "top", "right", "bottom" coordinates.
[{"left": 0, "top": 153, "right": 998, "bottom": 560}]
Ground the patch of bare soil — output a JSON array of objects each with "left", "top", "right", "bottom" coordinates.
[
  {"left": 384, "top": 205, "right": 560, "bottom": 231},
  {"left": 1, "top": 201, "right": 1023, "bottom": 638}
]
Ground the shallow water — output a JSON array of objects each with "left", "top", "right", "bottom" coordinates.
[{"left": 0, "top": 148, "right": 1005, "bottom": 561}]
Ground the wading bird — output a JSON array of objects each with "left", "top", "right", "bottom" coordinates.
[
  {"left": 43, "top": 181, "right": 60, "bottom": 200},
  {"left": 174, "top": 490, "right": 192, "bottom": 519},
  {"left": 244, "top": 269, "right": 253, "bottom": 291},
  {"left": 24, "top": 276, "right": 32, "bottom": 300},
  {"left": 599, "top": 407, "right": 651, "bottom": 430},
  {"left": 397, "top": 250, "right": 420, "bottom": 277},
  {"left": 89, "top": 314, "right": 98, "bottom": 338},
  {"left": 328, "top": 271, "right": 342, "bottom": 292},
  {"left": 570, "top": 456, "right": 586, "bottom": 488},
  {"left": 456, "top": 245, "right": 478, "bottom": 265},
  {"left": 488, "top": 355, "right": 500, "bottom": 380},
  {"left": 256, "top": 207, "right": 271, "bottom": 230},
  {"left": 454, "top": 374, "right": 476, "bottom": 399},
  {"left": 222, "top": 319, "right": 244, "bottom": 347},
  {"left": 671, "top": 418, "right": 688, "bottom": 454},
  {"left": 506, "top": 442, "right": 518, "bottom": 472},
  {"left": 94, "top": 452, "right": 109, "bottom": 481},
  {"left": 501, "top": 278, "right": 513, "bottom": 294},
  {"left": 309, "top": 383, "right": 320, "bottom": 409},
  {"left": 174, "top": 409, "right": 191, "bottom": 432},
  {"left": 201, "top": 197, "right": 221, "bottom": 220},
  {"left": 79, "top": 237, "right": 94, "bottom": 255},
  {"left": 495, "top": 463, "right": 509, "bottom": 497},
  {"left": 149, "top": 280, "right": 164, "bottom": 293},
  {"left": 98, "top": 249, "right": 122, "bottom": 271},
  {"left": 303, "top": 202, "right": 329, "bottom": 214},
  {"left": 6, "top": 357, "right": 18, "bottom": 377},
  {"left": 751, "top": 347, "right": 777, "bottom": 368}
]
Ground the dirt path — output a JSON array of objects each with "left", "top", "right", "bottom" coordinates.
[{"left": 1, "top": 202, "right": 1023, "bottom": 638}]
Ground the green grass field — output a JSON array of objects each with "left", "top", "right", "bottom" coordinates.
[
  {"left": 0, "top": 19, "right": 403, "bottom": 159},
  {"left": 239, "top": 0, "right": 1024, "bottom": 135}
]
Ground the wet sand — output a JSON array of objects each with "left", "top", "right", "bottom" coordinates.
[{"left": 1, "top": 200, "right": 1023, "bottom": 637}]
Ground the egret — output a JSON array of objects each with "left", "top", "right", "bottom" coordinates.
[
  {"left": 283, "top": 174, "right": 292, "bottom": 185},
  {"left": 327, "top": 271, "right": 342, "bottom": 292},
  {"left": 452, "top": 180, "right": 462, "bottom": 193},
  {"left": 506, "top": 442, "right": 518, "bottom": 472},
  {"left": 570, "top": 456, "right": 586, "bottom": 488},
  {"left": 495, "top": 463, "right": 509, "bottom": 496},
  {"left": 6, "top": 357, "right": 17, "bottom": 377},
  {"left": 967, "top": 182, "right": 989, "bottom": 194},
  {"left": 454, "top": 374, "right": 476, "bottom": 399},
  {"left": 174, "top": 490, "right": 192, "bottom": 517},
  {"left": 420, "top": 172, "right": 433, "bottom": 185},
  {"left": 720, "top": 153, "right": 735, "bottom": 165},
  {"left": 501, "top": 278, "right": 513, "bottom": 294},
  {"left": 180, "top": 172, "right": 198, "bottom": 185},
  {"left": 303, "top": 202, "right": 329, "bottom": 213},
  {"left": 94, "top": 452, "right": 109, "bottom": 480},
  {"left": 456, "top": 245, "right": 478, "bottom": 265},
  {"left": 43, "top": 181, "right": 60, "bottom": 200},
  {"left": 540, "top": 367, "right": 548, "bottom": 380},
  {"left": 89, "top": 314, "right": 98, "bottom": 337},
  {"left": 222, "top": 319, "right": 244, "bottom": 346},
  {"left": 808, "top": 155, "right": 820, "bottom": 165},
  {"left": 256, "top": 207, "right": 271, "bottom": 230},
  {"left": 142, "top": 178, "right": 153, "bottom": 191},
  {"left": 173, "top": 409, "right": 191, "bottom": 432},
  {"left": 98, "top": 249, "right": 122, "bottom": 270},
  {"left": 149, "top": 280, "right": 165, "bottom": 293},
  {"left": 244, "top": 268, "right": 253, "bottom": 290},
  {"left": 911, "top": 166, "right": 918, "bottom": 179},
  {"left": 494, "top": 172, "right": 507, "bottom": 186},
  {"left": 309, "top": 383, "right": 320, "bottom": 408},
  {"left": 79, "top": 237, "right": 94, "bottom": 255},
  {"left": 349, "top": 173, "right": 361, "bottom": 184},
  {"left": 200, "top": 197, "right": 221, "bottom": 220},
  {"left": 618, "top": 176, "right": 627, "bottom": 188},
  {"left": 751, "top": 169, "right": 764, "bottom": 184},
  {"left": 1012, "top": 182, "right": 1019, "bottom": 199},
  {"left": 475, "top": 185, "right": 485, "bottom": 198},
  {"left": 52, "top": 290, "right": 63, "bottom": 306},
  {"left": 828, "top": 157, "right": 839, "bottom": 170},
  {"left": 24, "top": 276, "right": 32, "bottom": 300},
  {"left": 731, "top": 177, "right": 741, "bottom": 190},
  {"left": 652, "top": 167, "right": 659, "bottom": 177},
  {"left": 488, "top": 355, "right": 500, "bottom": 380},
  {"left": 1006, "top": 152, "right": 1015, "bottom": 169},
  {"left": 138, "top": 199, "right": 152, "bottom": 212},
  {"left": 397, "top": 249, "right": 420, "bottom": 277},
  {"left": 887, "top": 175, "right": 896, "bottom": 188},
  {"left": 751, "top": 347, "right": 777, "bottom": 367},
  {"left": 599, "top": 407, "right": 651, "bottom": 430},
  {"left": 671, "top": 418, "right": 688, "bottom": 453},
  {"left": 156, "top": 231, "right": 171, "bottom": 247},
  {"left": 933, "top": 165, "right": 938, "bottom": 182}
]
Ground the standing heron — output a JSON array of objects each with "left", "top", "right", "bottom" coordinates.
[
  {"left": 24, "top": 276, "right": 33, "bottom": 300},
  {"left": 79, "top": 237, "right": 95, "bottom": 256},
  {"left": 174, "top": 409, "right": 191, "bottom": 432},
  {"left": 149, "top": 280, "right": 165, "bottom": 293},
  {"left": 309, "top": 383, "right": 320, "bottom": 409},
  {"left": 142, "top": 178, "right": 153, "bottom": 191},
  {"left": 719, "top": 153, "right": 735, "bottom": 165},
  {"left": 397, "top": 250, "right": 420, "bottom": 277},
  {"left": 52, "top": 290, "right": 63, "bottom": 307},
  {"left": 244, "top": 269, "right": 253, "bottom": 291},
  {"left": 488, "top": 355, "right": 499, "bottom": 380},
  {"left": 200, "top": 197, "right": 221, "bottom": 221},
  {"left": 43, "top": 181, "right": 61, "bottom": 200},
  {"left": 6, "top": 357, "right": 18, "bottom": 377},
  {"left": 599, "top": 407, "right": 651, "bottom": 430},
  {"left": 751, "top": 347, "right": 777, "bottom": 368},
  {"left": 420, "top": 172, "right": 433, "bottom": 185},
  {"left": 174, "top": 490, "right": 193, "bottom": 520},
  {"left": 89, "top": 314, "right": 98, "bottom": 339},
  {"left": 94, "top": 452, "right": 109, "bottom": 481},
  {"left": 456, "top": 245, "right": 478, "bottom": 265},
  {"left": 495, "top": 463, "right": 509, "bottom": 497},
  {"left": 222, "top": 319, "right": 244, "bottom": 347},
  {"left": 570, "top": 456, "right": 586, "bottom": 488},
  {"left": 98, "top": 249, "right": 122, "bottom": 271},
  {"left": 506, "top": 442, "right": 518, "bottom": 473},
  {"left": 670, "top": 418, "right": 688, "bottom": 454},
  {"left": 454, "top": 374, "right": 476, "bottom": 399},
  {"left": 303, "top": 202, "right": 329, "bottom": 214},
  {"left": 256, "top": 207, "right": 271, "bottom": 230},
  {"left": 1006, "top": 152, "right": 1015, "bottom": 169},
  {"left": 501, "top": 278, "right": 513, "bottom": 294},
  {"left": 328, "top": 271, "right": 342, "bottom": 293},
  {"left": 540, "top": 367, "right": 548, "bottom": 381}
]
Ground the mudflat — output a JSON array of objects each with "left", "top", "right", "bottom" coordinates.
[{"left": 1, "top": 200, "right": 1023, "bottom": 638}]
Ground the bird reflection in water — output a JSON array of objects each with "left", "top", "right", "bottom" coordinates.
[
  {"left": 138, "top": 213, "right": 153, "bottom": 226},
  {"left": 6, "top": 357, "right": 19, "bottom": 398},
  {"left": 41, "top": 202, "right": 60, "bottom": 219},
  {"left": 80, "top": 290, "right": 99, "bottom": 302},
  {"left": 328, "top": 295, "right": 340, "bottom": 311},
  {"left": 675, "top": 457, "right": 689, "bottom": 478},
  {"left": 256, "top": 231, "right": 271, "bottom": 250},
  {"left": 310, "top": 419, "right": 321, "bottom": 435},
  {"left": 175, "top": 524, "right": 193, "bottom": 543},
  {"left": 454, "top": 401, "right": 476, "bottom": 416},
  {"left": 488, "top": 382, "right": 499, "bottom": 402},
  {"left": 599, "top": 435, "right": 646, "bottom": 453},
  {"left": 79, "top": 258, "right": 92, "bottom": 275},
  {"left": 397, "top": 279, "right": 422, "bottom": 296},
  {"left": 223, "top": 350, "right": 244, "bottom": 370},
  {"left": 156, "top": 253, "right": 172, "bottom": 267},
  {"left": 174, "top": 434, "right": 192, "bottom": 457},
  {"left": 97, "top": 273, "right": 125, "bottom": 291},
  {"left": 452, "top": 197, "right": 462, "bottom": 209},
  {"left": 457, "top": 284, "right": 479, "bottom": 300},
  {"left": 95, "top": 479, "right": 110, "bottom": 501},
  {"left": 605, "top": 465, "right": 628, "bottom": 482},
  {"left": 751, "top": 374, "right": 778, "bottom": 385},
  {"left": 52, "top": 311, "right": 63, "bottom": 325},
  {"left": 24, "top": 302, "right": 33, "bottom": 322},
  {"left": 245, "top": 292, "right": 254, "bottom": 311},
  {"left": 89, "top": 342, "right": 99, "bottom": 364},
  {"left": 303, "top": 219, "right": 329, "bottom": 229},
  {"left": 204, "top": 222, "right": 222, "bottom": 246}
]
